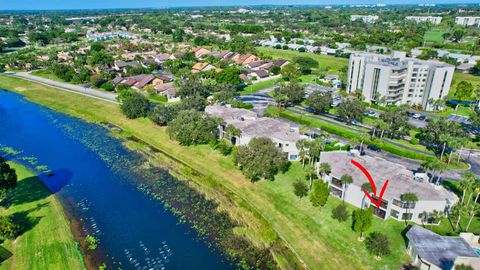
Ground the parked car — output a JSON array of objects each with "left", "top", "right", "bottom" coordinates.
[
  {"left": 351, "top": 120, "right": 362, "bottom": 126},
  {"left": 418, "top": 115, "right": 427, "bottom": 121},
  {"left": 412, "top": 113, "right": 421, "bottom": 119},
  {"left": 367, "top": 145, "right": 381, "bottom": 152},
  {"left": 406, "top": 111, "right": 415, "bottom": 117}
]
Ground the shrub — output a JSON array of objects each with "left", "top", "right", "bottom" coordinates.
[
  {"left": 332, "top": 204, "right": 349, "bottom": 222},
  {"left": 365, "top": 232, "right": 391, "bottom": 257},
  {"left": 214, "top": 141, "right": 233, "bottom": 156},
  {"left": 310, "top": 180, "right": 329, "bottom": 207},
  {"left": 0, "top": 215, "right": 19, "bottom": 240},
  {"left": 410, "top": 138, "right": 419, "bottom": 145},
  {"left": 293, "top": 180, "right": 309, "bottom": 199}
]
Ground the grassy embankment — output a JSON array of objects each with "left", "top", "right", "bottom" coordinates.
[
  {"left": 0, "top": 162, "right": 85, "bottom": 270},
  {"left": 0, "top": 74, "right": 413, "bottom": 269}
]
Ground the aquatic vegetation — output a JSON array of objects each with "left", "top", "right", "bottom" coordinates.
[
  {"left": 85, "top": 235, "right": 98, "bottom": 250},
  {"left": 0, "top": 146, "right": 22, "bottom": 157},
  {"left": 18, "top": 156, "right": 38, "bottom": 166}
]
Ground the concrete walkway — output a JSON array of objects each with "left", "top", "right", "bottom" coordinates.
[{"left": 11, "top": 72, "right": 119, "bottom": 104}]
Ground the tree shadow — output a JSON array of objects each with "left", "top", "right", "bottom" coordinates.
[
  {"left": 11, "top": 203, "right": 49, "bottom": 237},
  {"left": 0, "top": 245, "right": 13, "bottom": 263}
]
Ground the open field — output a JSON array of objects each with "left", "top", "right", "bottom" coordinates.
[
  {"left": 238, "top": 77, "right": 282, "bottom": 94},
  {"left": 0, "top": 75, "right": 413, "bottom": 269},
  {"left": 30, "top": 70, "right": 66, "bottom": 83},
  {"left": 256, "top": 47, "right": 349, "bottom": 74},
  {"left": 424, "top": 31, "right": 446, "bottom": 43},
  {"left": 0, "top": 162, "right": 85, "bottom": 270}
]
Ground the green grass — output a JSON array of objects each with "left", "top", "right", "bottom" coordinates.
[
  {"left": 424, "top": 31, "right": 446, "bottom": 43},
  {"left": 260, "top": 163, "right": 410, "bottom": 269},
  {"left": 237, "top": 77, "right": 282, "bottom": 95},
  {"left": 0, "top": 162, "right": 85, "bottom": 270},
  {"left": 257, "top": 47, "right": 349, "bottom": 75},
  {"left": 450, "top": 72, "right": 480, "bottom": 100},
  {"left": 30, "top": 70, "right": 66, "bottom": 83},
  {"left": 0, "top": 74, "right": 414, "bottom": 269}
]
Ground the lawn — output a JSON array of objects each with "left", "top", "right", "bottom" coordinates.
[
  {"left": 0, "top": 162, "right": 85, "bottom": 270},
  {"left": 424, "top": 31, "right": 446, "bottom": 43},
  {"left": 256, "top": 47, "right": 349, "bottom": 75},
  {"left": 0, "top": 74, "right": 412, "bottom": 269},
  {"left": 238, "top": 77, "right": 282, "bottom": 95},
  {"left": 449, "top": 72, "right": 480, "bottom": 100},
  {"left": 30, "top": 70, "right": 66, "bottom": 83}
]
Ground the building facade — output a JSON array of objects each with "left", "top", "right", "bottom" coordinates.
[
  {"left": 455, "top": 17, "right": 480, "bottom": 27},
  {"left": 350, "top": 15, "right": 379, "bottom": 23},
  {"left": 318, "top": 151, "right": 458, "bottom": 223},
  {"left": 405, "top": 16, "right": 442, "bottom": 25},
  {"left": 347, "top": 51, "right": 454, "bottom": 110},
  {"left": 205, "top": 105, "right": 308, "bottom": 161}
]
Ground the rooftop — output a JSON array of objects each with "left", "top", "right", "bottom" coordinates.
[
  {"left": 319, "top": 151, "right": 458, "bottom": 202},
  {"left": 406, "top": 225, "right": 479, "bottom": 270}
]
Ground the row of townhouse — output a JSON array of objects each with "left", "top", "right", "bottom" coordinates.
[
  {"left": 351, "top": 15, "right": 480, "bottom": 27},
  {"left": 86, "top": 31, "right": 137, "bottom": 41},
  {"left": 347, "top": 51, "right": 454, "bottom": 110},
  {"left": 318, "top": 151, "right": 459, "bottom": 224},
  {"left": 205, "top": 105, "right": 308, "bottom": 161}
]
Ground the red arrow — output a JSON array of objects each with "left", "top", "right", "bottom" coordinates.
[{"left": 351, "top": 160, "right": 389, "bottom": 209}]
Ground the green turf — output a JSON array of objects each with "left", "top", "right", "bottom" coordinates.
[
  {"left": 0, "top": 162, "right": 85, "bottom": 270},
  {"left": 238, "top": 77, "right": 282, "bottom": 94},
  {"left": 424, "top": 31, "right": 446, "bottom": 43}
]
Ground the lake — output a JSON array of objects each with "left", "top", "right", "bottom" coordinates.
[{"left": 0, "top": 89, "right": 232, "bottom": 270}]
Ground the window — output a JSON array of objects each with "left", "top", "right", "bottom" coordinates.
[
  {"left": 402, "top": 213, "right": 413, "bottom": 220},
  {"left": 403, "top": 202, "right": 416, "bottom": 209},
  {"left": 392, "top": 199, "right": 403, "bottom": 208},
  {"left": 289, "top": 154, "right": 298, "bottom": 160},
  {"left": 390, "top": 209, "right": 399, "bottom": 219}
]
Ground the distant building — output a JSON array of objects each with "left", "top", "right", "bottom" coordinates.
[
  {"left": 347, "top": 51, "right": 454, "bottom": 110},
  {"left": 86, "top": 31, "right": 136, "bottom": 41},
  {"left": 350, "top": 15, "right": 379, "bottom": 23},
  {"left": 406, "top": 16, "right": 442, "bottom": 25},
  {"left": 455, "top": 17, "right": 480, "bottom": 27},
  {"left": 406, "top": 225, "right": 480, "bottom": 270},
  {"left": 205, "top": 105, "right": 309, "bottom": 161},
  {"left": 319, "top": 151, "right": 458, "bottom": 223}
]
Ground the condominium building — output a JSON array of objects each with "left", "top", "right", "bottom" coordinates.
[
  {"left": 350, "top": 15, "right": 379, "bottom": 23},
  {"left": 405, "top": 16, "right": 442, "bottom": 25},
  {"left": 455, "top": 17, "right": 480, "bottom": 27},
  {"left": 205, "top": 105, "right": 309, "bottom": 161},
  {"left": 347, "top": 51, "right": 454, "bottom": 110},
  {"left": 318, "top": 151, "right": 458, "bottom": 223}
]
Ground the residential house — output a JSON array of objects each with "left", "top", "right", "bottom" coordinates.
[
  {"left": 192, "top": 47, "right": 211, "bottom": 59},
  {"left": 37, "top": 55, "right": 50, "bottom": 61},
  {"left": 155, "top": 82, "right": 179, "bottom": 102},
  {"left": 57, "top": 51, "right": 73, "bottom": 61},
  {"left": 110, "top": 74, "right": 155, "bottom": 89},
  {"left": 191, "top": 62, "right": 218, "bottom": 74},
  {"left": 318, "top": 151, "right": 458, "bottom": 223},
  {"left": 233, "top": 53, "right": 260, "bottom": 65},
  {"left": 247, "top": 70, "right": 269, "bottom": 80},
  {"left": 272, "top": 59, "right": 290, "bottom": 69},
  {"left": 406, "top": 225, "right": 480, "bottom": 270},
  {"left": 113, "top": 61, "right": 141, "bottom": 73},
  {"left": 205, "top": 105, "right": 309, "bottom": 161},
  {"left": 154, "top": 53, "right": 171, "bottom": 64}
]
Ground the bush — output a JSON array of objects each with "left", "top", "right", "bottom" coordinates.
[
  {"left": 101, "top": 82, "right": 115, "bottom": 91},
  {"left": 0, "top": 215, "right": 19, "bottom": 240},
  {"left": 214, "top": 141, "right": 233, "bottom": 156},
  {"left": 410, "top": 138, "right": 419, "bottom": 145},
  {"left": 365, "top": 232, "right": 391, "bottom": 257},
  {"left": 332, "top": 204, "right": 349, "bottom": 222},
  {"left": 310, "top": 180, "right": 329, "bottom": 207}
]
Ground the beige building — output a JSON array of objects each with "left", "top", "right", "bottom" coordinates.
[{"left": 406, "top": 16, "right": 442, "bottom": 25}]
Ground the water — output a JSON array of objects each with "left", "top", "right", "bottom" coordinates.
[{"left": 0, "top": 90, "right": 232, "bottom": 270}]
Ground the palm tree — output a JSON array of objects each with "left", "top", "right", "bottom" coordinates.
[
  {"left": 401, "top": 193, "right": 418, "bottom": 225},
  {"left": 340, "top": 174, "right": 354, "bottom": 202},
  {"left": 304, "top": 164, "right": 316, "bottom": 190},
  {"left": 431, "top": 159, "right": 444, "bottom": 185},
  {"left": 466, "top": 204, "right": 480, "bottom": 232},
  {"left": 439, "top": 134, "right": 451, "bottom": 161},
  {"left": 296, "top": 139, "right": 310, "bottom": 167},
  {"left": 421, "top": 159, "right": 435, "bottom": 182},
  {"left": 358, "top": 133, "right": 369, "bottom": 152},
  {"left": 319, "top": 162, "right": 331, "bottom": 177},
  {"left": 447, "top": 138, "right": 461, "bottom": 165},
  {"left": 458, "top": 172, "right": 475, "bottom": 205},
  {"left": 361, "top": 182, "right": 373, "bottom": 209},
  {"left": 431, "top": 210, "right": 445, "bottom": 228},
  {"left": 452, "top": 204, "right": 468, "bottom": 231}
]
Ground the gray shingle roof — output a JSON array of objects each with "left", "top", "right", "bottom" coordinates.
[{"left": 406, "top": 225, "right": 479, "bottom": 270}]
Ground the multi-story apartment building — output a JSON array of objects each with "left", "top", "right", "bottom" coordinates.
[
  {"left": 347, "top": 51, "right": 454, "bottom": 110},
  {"left": 455, "top": 16, "right": 480, "bottom": 27},
  {"left": 205, "top": 105, "right": 309, "bottom": 161},
  {"left": 318, "top": 151, "right": 458, "bottom": 224},
  {"left": 350, "top": 15, "right": 379, "bottom": 23},
  {"left": 405, "top": 16, "right": 442, "bottom": 25}
]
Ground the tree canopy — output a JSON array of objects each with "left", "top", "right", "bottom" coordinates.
[
  {"left": 305, "top": 91, "right": 332, "bottom": 114},
  {"left": 120, "top": 92, "right": 151, "bottom": 119},
  {"left": 167, "top": 110, "right": 221, "bottom": 146}
]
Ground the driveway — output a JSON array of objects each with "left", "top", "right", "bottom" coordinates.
[
  {"left": 235, "top": 92, "right": 275, "bottom": 115},
  {"left": 11, "top": 72, "right": 119, "bottom": 103}
]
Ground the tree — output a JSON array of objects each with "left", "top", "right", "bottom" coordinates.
[
  {"left": 101, "top": 82, "right": 115, "bottom": 92},
  {"left": 352, "top": 208, "right": 374, "bottom": 238},
  {"left": 400, "top": 193, "right": 418, "bottom": 225},
  {"left": 215, "top": 67, "right": 241, "bottom": 85},
  {"left": 148, "top": 104, "right": 181, "bottom": 126},
  {"left": 365, "top": 232, "right": 391, "bottom": 258},
  {"left": 234, "top": 137, "right": 289, "bottom": 181},
  {"left": 272, "top": 83, "right": 305, "bottom": 106},
  {"left": 338, "top": 99, "right": 366, "bottom": 123},
  {"left": 281, "top": 63, "right": 301, "bottom": 82},
  {"left": 305, "top": 91, "right": 332, "bottom": 114},
  {"left": 304, "top": 164, "right": 316, "bottom": 190},
  {"left": 0, "top": 215, "right": 19, "bottom": 241},
  {"left": 167, "top": 110, "right": 221, "bottom": 146},
  {"left": 332, "top": 204, "right": 349, "bottom": 222},
  {"left": 120, "top": 92, "right": 150, "bottom": 119},
  {"left": 379, "top": 107, "right": 410, "bottom": 138},
  {"left": 455, "top": 81, "right": 474, "bottom": 104},
  {"left": 319, "top": 162, "right": 331, "bottom": 177},
  {"left": 452, "top": 29, "right": 466, "bottom": 42},
  {"left": 293, "top": 56, "right": 318, "bottom": 74},
  {"left": 0, "top": 159, "right": 17, "bottom": 200},
  {"left": 310, "top": 180, "right": 329, "bottom": 207},
  {"left": 293, "top": 180, "right": 309, "bottom": 200},
  {"left": 340, "top": 174, "right": 353, "bottom": 202},
  {"left": 90, "top": 42, "right": 105, "bottom": 52}
]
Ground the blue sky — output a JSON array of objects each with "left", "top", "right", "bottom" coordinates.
[{"left": 1, "top": 0, "right": 478, "bottom": 10}]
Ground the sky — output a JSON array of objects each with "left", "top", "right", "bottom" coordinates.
[{"left": 0, "top": 0, "right": 479, "bottom": 10}]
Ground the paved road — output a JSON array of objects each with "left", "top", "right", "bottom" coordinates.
[{"left": 11, "top": 72, "right": 119, "bottom": 104}]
